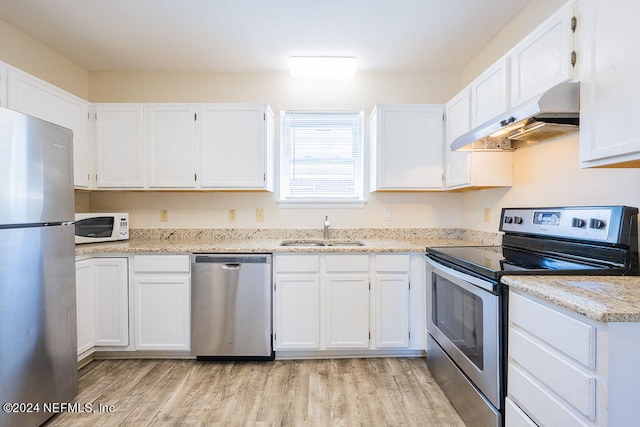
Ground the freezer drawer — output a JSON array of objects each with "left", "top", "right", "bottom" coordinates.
[{"left": 191, "top": 254, "right": 273, "bottom": 359}]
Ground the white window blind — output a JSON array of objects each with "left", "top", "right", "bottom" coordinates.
[{"left": 280, "top": 111, "right": 364, "bottom": 201}]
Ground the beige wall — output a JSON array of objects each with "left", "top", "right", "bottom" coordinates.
[
  {"left": 0, "top": 19, "right": 89, "bottom": 98},
  {"left": 5, "top": 1, "right": 639, "bottom": 233},
  {"left": 87, "top": 70, "right": 463, "bottom": 229},
  {"left": 460, "top": 134, "right": 640, "bottom": 231}
]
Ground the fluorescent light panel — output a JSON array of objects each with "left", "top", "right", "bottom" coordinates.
[{"left": 288, "top": 56, "right": 358, "bottom": 78}]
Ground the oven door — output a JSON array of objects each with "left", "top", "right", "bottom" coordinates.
[{"left": 426, "top": 256, "right": 501, "bottom": 409}]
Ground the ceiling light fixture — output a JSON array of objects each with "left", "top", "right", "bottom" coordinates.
[{"left": 288, "top": 56, "right": 359, "bottom": 78}]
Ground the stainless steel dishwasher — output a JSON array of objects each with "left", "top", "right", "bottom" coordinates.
[{"left": 191, "top": 254, "right": 273, "bottom": 360}]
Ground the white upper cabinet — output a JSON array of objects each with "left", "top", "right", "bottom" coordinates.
[
  {"left": 94, "top": 103, "right": 274, "bottom": 191},
  {"left": 579, "top": 0, "right": 640, "bottom": 167},
  {"left": 370, "top": 104, "right": 444, "bottom": 191},
  {"left": 95, "top": 105, "right": 145, "bottom": 188},
  {"left": 147, "top": 105, "right": 197, "bottom": 188},
  {"left": 510, "top": 1, "right": 577, "bottom": 107},
  {"left": 445, "top": 89, "right": 472, "bottom": 188},
  {"left": 0, "top": 62, "right": 7, "bottom": 107},
  {"left": 7, "top": 69, "right": 91, "bottom": 189},
  {"left": 444, "top": 88, "right": 513, "bottom": 190},
  {"left": 198, "top": 104, "right": 274, "bottom": 190},
  {"left": 470, "top": 57, "right": 510, "bottom": 128}
]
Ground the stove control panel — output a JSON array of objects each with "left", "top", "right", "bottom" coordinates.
[{"left": 500, "top": 207, "right": 618, "bottom": 242}]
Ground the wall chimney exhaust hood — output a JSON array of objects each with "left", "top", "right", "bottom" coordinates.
[{"left": 451, "top": 82, "right": 580, "bottom": 151}]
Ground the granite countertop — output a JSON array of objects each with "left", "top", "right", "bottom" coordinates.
[
  {"left": 75, "top": 227, "right": 503, "bottom": 256},
  {"left": 503, "top": 275, "right": 640, "bottom": 323},
  {"left": 75, "top": 236, "right": 483, "bottom": 256}
]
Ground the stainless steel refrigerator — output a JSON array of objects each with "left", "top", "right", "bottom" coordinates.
[{"left": 0, "top": 106, "right": 78, "bottom": 426}]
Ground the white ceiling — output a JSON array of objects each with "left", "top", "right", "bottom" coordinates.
[{"left": 0, "top": 0, "right": 534, "bottom": 73}]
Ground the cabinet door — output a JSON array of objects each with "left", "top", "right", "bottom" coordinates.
[
  {"left": 510, "top": 2, "right": 575, "bottom": 107},
  {"left": 0, "top": 62, "right": 8, "bottom": 107},
  {"left": 375, "top": 274, "right": 410, "bottom": 348},
  {"left": 470, "top": 58, "right": 509, "bottom": 127},
  {"left": 444, "top": 89, "right": 472, "bottom": 188},
  {"left": 7, "top": 70, "right": 90, "bottom": 188},
  {"left": 198, "top": 104, "right": 272, "bottom": 189},
  {"left": 147, "top": 105, "right": 196, "bottom": 188},
  {"left": 134, "top": 275, "right": 190, "bottom": 350},
  {"left": 370, "top": 104, "right": 444, "bottom": 190},
  {"left": 93, "top": 258, "right": 129, "bottom": 347},
  {"left": 75, "top": 259, "right": 95, "bottom": 355},
  {"left": 96, "top": 105, "right": 145, "bottom": 188},
  {"left": 325, "top": 274, "right": 370, "bottom": 349},
  {"left": 274, "top": 275, "right": 321, "bottom": 349},
  {"left": 579, "top": 0, "right": 640, "bottom": 167}
]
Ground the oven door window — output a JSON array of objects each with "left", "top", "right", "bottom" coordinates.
[{"left": 432, "top": 272, "right": 484, "bottom": 369}]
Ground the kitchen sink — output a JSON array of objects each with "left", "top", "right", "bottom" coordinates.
[{"left": 279, "top": 239, "right": 365, "bottom": 247}]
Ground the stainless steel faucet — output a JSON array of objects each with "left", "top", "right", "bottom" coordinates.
[{"left": 323, "top": 215, "right": 330, "bottom": 240}]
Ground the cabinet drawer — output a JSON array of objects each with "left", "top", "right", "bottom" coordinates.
[
  {"left": 510, "top": 328, "right": 596, "bottom": 419},
  {"left": 508, "top": 364, "right": 590, "bottom": 427},
  {"left": 325, "top": 254, "right": 369, "bottom": 272},
  {"left": 134, "top": 254, "right": 190, "bottom": 273},
  {"left": 510, "top": 292, "right": 595, "bottom": 368},
  {"left": 275, "top": 255, "right": 320, "bottom": 273},
  {"left": 375, "top": 254, "right": 410, "bottom": 272},
  {"left": 505, "top": 397, "right": 536, "bottom": 427}
]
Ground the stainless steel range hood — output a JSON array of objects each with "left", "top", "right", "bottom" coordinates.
[{"left": 451, "top": 82, "right": 580, "bottom": 151}]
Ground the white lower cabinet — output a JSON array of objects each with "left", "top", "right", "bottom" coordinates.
[
  {"left": 93, "top": 258, "right": 129, "bottom": 347},
  {"left": 133, "top": 255, "right": 191, "bottom": 351},
  {"left": 274, "top": 253, "right": 422, "bottom": 354},
  {"left": 325, "top": 255, "right": 370, "bottom": 349},
  {"left": 507, "top": 290, "right": 640, "bottom": 426},
  {"left": 374, "top": 255, "right": 411, "bottom": 348},
  {"left": 75, "top": 259, "right": 95, "bottom": 355},
  {"left": 273, "top": 255, "right": 321, "bottom": 350},
  {"left": 75, "top": 257, "right": 129, "bottom": 358}
]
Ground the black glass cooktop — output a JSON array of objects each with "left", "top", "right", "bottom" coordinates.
[{"left": 426, "top": 245, "right": 613, "bottom": 281}]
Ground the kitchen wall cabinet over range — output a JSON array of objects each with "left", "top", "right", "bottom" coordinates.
[
  {"left": 370, "top": 104, "right": 444, "bottom": 191},
  {"left": 95, "top": 103, "right": 274, "bottom": 191},
  {"left": 446, "top": 0, "right": 577, "bottom": 154},
  {"left": 444, "top": 88, "right": 512, "bottom": 189},
  {"left": 579, "top": 0, "right": 640, "bottom": 167},
  {"left": 509, "top": 0, "right": 576, "bottom": 107},
  {"left": 75, "top": 257, "right": 129, "bottom": 360},
  {"left": 507, "top": 290, "right": 640, "bottom": 426},
  {"left": 133, "top": 255, "right": 191, "bottom": 351},
  {"left": 273, "top": 253, "right": 424, "bottom": 354}
]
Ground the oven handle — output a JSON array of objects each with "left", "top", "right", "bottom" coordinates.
[{"left": 425, "top": 256, "right": 496, "bottom": 294}]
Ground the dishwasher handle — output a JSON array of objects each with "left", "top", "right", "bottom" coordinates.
[
  {"left": 192, "top": 254, "right": 271, "bottom": 264},
  {"left": 220, "top": 263, "right": 241, "bottom": 270}
]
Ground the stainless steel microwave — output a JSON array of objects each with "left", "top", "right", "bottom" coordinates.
[{"left": 74, "top": 213, "right": 129, "bottom": 244}]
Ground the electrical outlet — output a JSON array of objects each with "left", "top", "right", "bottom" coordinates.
[
  {"left": 256, "top": 208, "right": 264, "bottom": 222},
  {"left": 229, "top": 209, "right": 237, "bottom": 221},
  {"left": 384, "top": 209, "right": 391, "bottom": 221},
  {"left": 160, "top": 209, "right": 169, "bottom": 222},
  {"left": 484, "top": 208, "right": 491, "bottom": 223}
]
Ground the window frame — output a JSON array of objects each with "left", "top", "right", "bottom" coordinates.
[{"left": 278, "top": 110, "right": 366, "bottom": 207}]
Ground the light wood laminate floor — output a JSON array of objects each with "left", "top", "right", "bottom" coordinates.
[{"left": 45, "top": 358, "right": 465, "bottom": 426}]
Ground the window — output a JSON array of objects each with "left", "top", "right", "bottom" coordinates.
[{"left": 280, "top": 111, "right": 364, "bottom": 203}]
